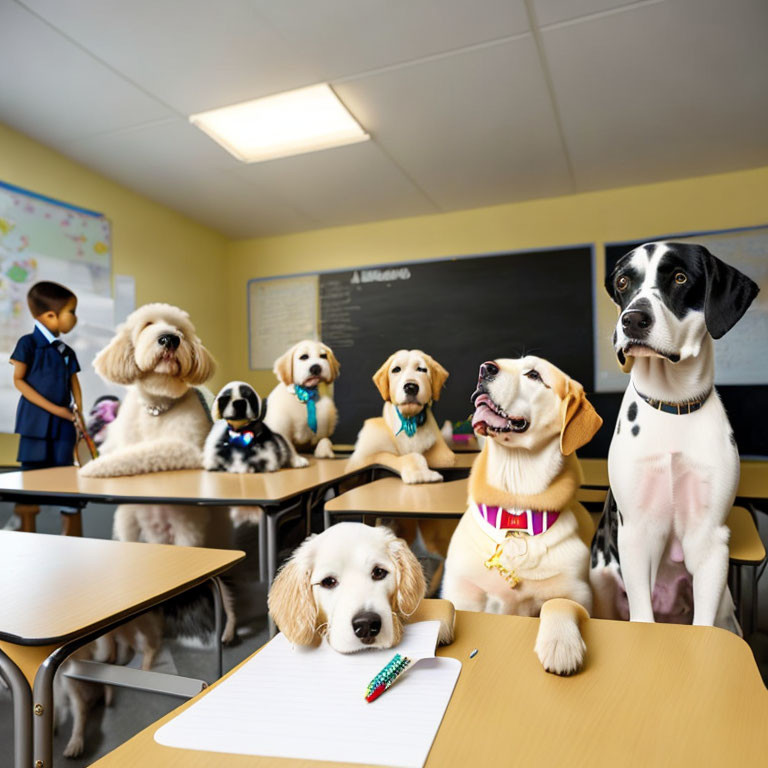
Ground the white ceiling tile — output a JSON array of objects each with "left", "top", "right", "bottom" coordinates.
[
  {"left": 534, "top": 0, "right": 646, "bottom": 28},
  {"left": 334, "top": 37, "right": 573, "bottom": 211},
  {"left": 18, "top": 0, "right": 528, "bottom": 117},
  {"left": 544, "top": 0, "right": 768, "bottom": 189},
  {"left": 0, "top": 2, "right": 173, "bottom": 144},
  {"left": 256, "top": 0, "right": 529, "bottom": 79},
  {"left": 234, "top": 141, "right": 438, "bottom": 228}
]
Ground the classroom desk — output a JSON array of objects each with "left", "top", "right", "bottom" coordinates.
[
  {"left": 90, "top": 608, "right": 768, "bottom": 768},
  {"left": 0, "top": 531, "right": 243, "bottom": 768},
  {"left": 0, "top": 460, "right": 364, "bottom": 587},
  {"left": 579, "top": 457, "right": 768, "bottom": 503}
]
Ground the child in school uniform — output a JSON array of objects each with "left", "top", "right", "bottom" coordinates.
[{"left": 10, "top": 281, "right": 83, "bottom": 469}]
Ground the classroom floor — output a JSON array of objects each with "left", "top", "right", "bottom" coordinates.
[{"left": 0, "top": 502, "right": 766, "bottom": 767}]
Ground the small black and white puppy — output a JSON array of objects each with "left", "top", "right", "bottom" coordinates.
[
  {"left": 203, "top": 382, "right": 304, "bottom": 473},
  {"left": 591, "top": 241, "right": 759, "bottom": 632}
]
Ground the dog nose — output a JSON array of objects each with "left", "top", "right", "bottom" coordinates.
[
  {"left": 352, "top": 611, "right": 382, "bottom": 641},
  {"left": 158, "top": 334, "right": 180, "bottom": 350},
  {"left": 403, "top": 382, "right": 419, "bottom": 396},
  {"left": 479, "top": 361, "right": 499, "bottom": 380},
  {"left": 621, "top": 310, "right": 653, "bottom": 338},
  {"left": 309, "top": 364, "right": 321, "bottom": 375},
  {"left": 232, "top": 399, "right": 247, "bottom": 419}
]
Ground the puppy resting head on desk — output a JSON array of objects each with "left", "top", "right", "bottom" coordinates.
[{"left": 269, "top": 523, "right": 426, "bottom": 653}]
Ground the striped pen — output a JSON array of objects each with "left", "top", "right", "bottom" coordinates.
[{"left": 364, "top": 653, "right": 413, "bottom": 703}]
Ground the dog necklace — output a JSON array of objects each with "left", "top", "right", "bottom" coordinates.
[
  {"left": 143, "top": 401, "right": 173, "bottom": 417},
  {"left": 394, "top": 406, "right": 427, "bottom": 437},
  {"left": 293, "top": 384, "right": 319, "bottom": 433}
]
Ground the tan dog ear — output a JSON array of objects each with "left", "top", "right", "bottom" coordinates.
[
  {"left": 93, "top": 326, "right": 140, "bottom": 385},
  {"left": 323, "top": 345, "right": 341, "bottom": 382},
  {"left": 425, "top": 354, "right": 449, "bottom": 402},
  {"left": 268, "top": 539, "right": 319, "bottom": 646},
  {"left": 185, "top": 339, "right": 216, "bottom": 385},
  {"left": 372, "top": 354, "right": 395, "bottom": 401},
  {"left": 389, "top": 535, "right": 426, "bottom": 618},
  {"left": 560, "top": 380, "right": 603, "bottom": 456},
  {"left": 273, "top": 345, "right": 296, "bottom": 386}
]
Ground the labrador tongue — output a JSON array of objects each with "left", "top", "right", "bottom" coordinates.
[{"left": 472, "top": 394, "right": 509, "bottom": 430}]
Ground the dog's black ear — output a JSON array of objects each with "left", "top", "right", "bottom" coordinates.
[
  {"left": 701, "top": 248, "right": 760, "bottom": 339},
  {"left": 259, "top": 396, "right": 268, "bottom": 421}
]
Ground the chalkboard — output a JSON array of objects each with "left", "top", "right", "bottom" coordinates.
[{"left": 318, "top": 247, "right": 595, "bottom": 443}]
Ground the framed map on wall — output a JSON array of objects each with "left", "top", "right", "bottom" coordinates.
[{"left": 0, "top": 181, "right": 117, "bottom": 434}]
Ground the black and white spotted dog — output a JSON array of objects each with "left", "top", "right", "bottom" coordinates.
[
  {"left": 203, "top": 382, "right": 299, "bottom": 473},
  {"left": 591, "top": 242, "right": 759, "bottom": 632}
]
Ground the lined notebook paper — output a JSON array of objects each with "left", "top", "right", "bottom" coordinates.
[{"left": 155, "top": 621, "right": 461, "bottom": 768}]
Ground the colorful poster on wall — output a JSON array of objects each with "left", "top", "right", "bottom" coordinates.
[{"left": 0, "top": 181, "right": 117, "bottom": 434}]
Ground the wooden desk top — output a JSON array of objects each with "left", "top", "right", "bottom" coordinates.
[
  {"left": 0, "top": 459, "right": 362, "bottom": 506},
  {"left": 91, "top": 610, "right": 768, "bottom": 768},
  {"left": 0, "top": 531, "right": 243, "bottom": 646},
  {"left": 579, "top": 457, "right": 768, "bottom": 499}
]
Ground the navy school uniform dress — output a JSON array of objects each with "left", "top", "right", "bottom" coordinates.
[{"left": 11, "top": 322, "right": 80, "bottom": 470}]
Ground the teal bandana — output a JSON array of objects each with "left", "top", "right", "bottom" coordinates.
[
  {"left": 294, "top": 384, "right": 319, "bottom": 433},
  {"left": 395, "top": 406, "right": 428, "bottom": 437}
]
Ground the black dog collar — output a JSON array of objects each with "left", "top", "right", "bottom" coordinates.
[{"left": 634, "top": 385, "right": 712, "bottom": 415}]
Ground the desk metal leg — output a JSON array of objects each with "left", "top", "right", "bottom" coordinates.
[
  {"left": 32, "top": 654, "right": 57, "bottom": 768},
  {"left": 0, "top": 650, "right": 32, "bottom": 768},
  {"left": 210, "top": 578, "right": 224, "bottom": 680}
]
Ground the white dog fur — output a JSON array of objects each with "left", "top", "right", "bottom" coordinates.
[
  {"left": 264, "top": 340, "right": 341, "bottom": 462},
  {"left": 349, "top": 349, "right": 456, "bottom": 484},
  {"left": 81, "top": 302, "right": 215, "bottom": 478},
  {"left": 442, "top": 356, "right": 603, "bottom": 675},
  {"left": 80, "top": 303, "right": 237, "bottom": 642},
  {"left": 591, "top": 242, "right": 759, "bottom": 631},
  {"left": 269, "top": 523, "right": 455, "bottom": 652}
]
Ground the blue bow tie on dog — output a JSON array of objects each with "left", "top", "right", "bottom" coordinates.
[
  {"left": 293, "top": 384, "right": 319, "bottom": 433},
  {"left": 395, "top": 406, "right": 428, "bottom": 437}
]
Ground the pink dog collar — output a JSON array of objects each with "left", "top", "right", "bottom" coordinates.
[{"left": 475, "top": 503, "right": 559, "bottom": 536}]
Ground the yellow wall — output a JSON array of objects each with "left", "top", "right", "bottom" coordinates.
[
  {"left": 4, "top": 116, "right": 768, "bottom": 465},
  {"left": 227, "top": 164, "right": 768, "bottom": 394},
  {"left": 0, "top": 122, "right": 229, "bottom": 464}
]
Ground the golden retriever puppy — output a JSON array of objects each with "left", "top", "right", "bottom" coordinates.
[
  {"left": 349, "top": 349, "right": 456, "bottom": 484},
  {"left": 442, "top": 357, "right": 603, "bottom": 675},
  {"left": 80, "top": 303, "right": 215, "bottom": 478},
  {"left": 269, "top": 523, "right": 453, "bottom": 652},
  {"left": 264, "top": 340, "right": 340, "bottom": 461}
]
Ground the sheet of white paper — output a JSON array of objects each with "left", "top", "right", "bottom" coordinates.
[{"left": 155, "top": 621, "right": 461, "bottom": 768}]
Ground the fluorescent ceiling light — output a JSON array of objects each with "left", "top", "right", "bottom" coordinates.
[{"left": 189, "top": 84, "right": 369, "bottom": 163}]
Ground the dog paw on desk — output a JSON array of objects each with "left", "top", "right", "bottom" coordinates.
[{"left": 79, "top": 441, "right": 203, "bottom": 477}]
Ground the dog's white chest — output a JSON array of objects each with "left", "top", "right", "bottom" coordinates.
[{"left": 609, "top": 388, "right": 739, "bottom": 529}]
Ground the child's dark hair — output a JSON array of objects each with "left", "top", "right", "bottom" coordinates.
[{"left": 27, "top": 281, "right": 76, "bottom": 317}]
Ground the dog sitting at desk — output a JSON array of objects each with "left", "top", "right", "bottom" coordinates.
[
  {"left": 348, "top": 348, "right": 456, "bottom": 483},
  {"left": 264, "top": 339, "right": 341, "bottom": 461},
  {"left": 442, "top": 356, "right": 602, "bottom": 675},
  {"left": 269, "top": 522, "right": 453, "bottom": 651},
  {"left": 204, "top": 381, "right": 304, "bottom": 473},
  {"left": 591, "top": 242, "right": 759, "bottom": 631}
]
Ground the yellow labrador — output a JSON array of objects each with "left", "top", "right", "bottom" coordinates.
[
  {"left": 264, "top": 340, "right": 341, "bottom": 461},
  {"left": 349, "top": 349, "right": 456, "bottom": 483},
  {"left": 442, "top": 356, "right": 602, "bottom": 675}
]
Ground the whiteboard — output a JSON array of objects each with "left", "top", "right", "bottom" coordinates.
[
  {"left": 0, "top": 181, "right": 117, "bottom": 433},
  {"left": 596, "top": 226, "right": 768, "bottom": 392},
  {"left": 248, "top": 275, "right": 319, "bottom": 369}
]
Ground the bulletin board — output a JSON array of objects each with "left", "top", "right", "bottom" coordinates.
[{"left": 0, "top": 181, "right": 115, "bottom": 433}]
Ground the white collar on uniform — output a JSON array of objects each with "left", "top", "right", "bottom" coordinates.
[{"left": 34, "top": 320, "right": 56, "bottom": 344}]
